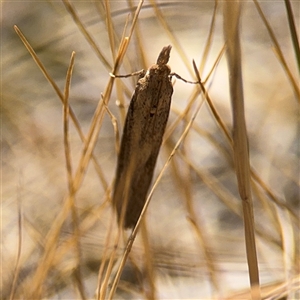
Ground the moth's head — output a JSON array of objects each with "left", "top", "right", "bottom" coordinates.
[{"left": 156, "top": 45, "right": 172, "bottom": 66}]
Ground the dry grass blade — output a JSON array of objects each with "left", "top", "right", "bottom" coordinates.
[
  {"left": 88, "top": 117, "right": 117, "bottom": 295},
  {"left": 13, "top": 25, "right": 63, "bottom": 100},
  {"left": 111, "top": 0, "right": 144, "bottom": 123},
  {"left": 63, "top": 52, "right": 86, "bottom": 299},
  {"left": 97, "top": 228, "right": 120, "bottom": 300},
  {"left": 223, "top": 2, "right": 260, "bottom": 299},
  {"left": 106, "top": 0, "right": 144, "bottom": 76},
  {"left": 126, "top": 0, "right": 147, "bottom": 68},
  {"left": 192, "top": 60, "right": 232, "bottom": 143},
  {"left": 62, "top": 0, "right": 111, "bottom": 69},
  {"left": 9, "top": 187, "right": 23, "bottom": 300},
  {"left": 202, "top": 43, "right": 226, "bottom": 84},
  {"left": 140, "top": 222, "right": 157, "bottom": 300},
  {"left": 127, "top": 0, "right": 144, "bottom": 41},
  {"left": 63, "top": 52, "right": 76, "bottom": 192},
  {"left": 105, "top": 0, "right": 116, "bottom": 59},
  {"left": 284, "top": 0, "right": 300, "bottom": 72},
  {"left": 165, "top": 45, "right": 225, "bottom": 144},
  {"left": 102, "top": 95, "right": 121, "bottom": 154},
  {"left": 253, "top": 0, "right": 300, "bottom": 103},
  {"left": 200, "top": 0, "right": 219, "bottom": 74}
]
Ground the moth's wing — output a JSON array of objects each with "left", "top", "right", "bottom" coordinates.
[
  {"left": 124, "top": 153, "right": 157, "bottom": 227},
  {"left": 141, "top": 75, "right": 173, "bottom": 151},
  {"left": 123, "top": 77, "right": 173, "bottom": 227},
  {"left": 112, "top": 73, "right": 173, "bottom": 228},
  {"left": 112, "top": 82, "right": 149, "bottom": 224}
]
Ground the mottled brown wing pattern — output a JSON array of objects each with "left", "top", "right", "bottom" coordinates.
[{"left": 112, "top": 46, "right": 173, "bottom": 228}]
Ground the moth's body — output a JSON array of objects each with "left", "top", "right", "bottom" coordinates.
[{"left": 113, "top": 46, "right": 173, "bottom": 228}]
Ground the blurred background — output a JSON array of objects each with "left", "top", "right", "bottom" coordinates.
[{"left": 2, "top": 1, "right": 299, "bottom": 299}]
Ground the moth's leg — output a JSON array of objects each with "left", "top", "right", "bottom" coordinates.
[
  {"left": 170, "top": 72, "right": 199, "bottom": 84},
  {"left": 110, "top": 69, "right": 146, "bottom": 79}
]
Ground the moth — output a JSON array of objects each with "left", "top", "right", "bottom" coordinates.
[{"left": 112, "top": 45, "right": 174, "bottom": 228}]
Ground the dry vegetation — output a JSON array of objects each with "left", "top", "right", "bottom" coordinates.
[{"left": 2, "top": 1, "right": 299, "bottom": 299}]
